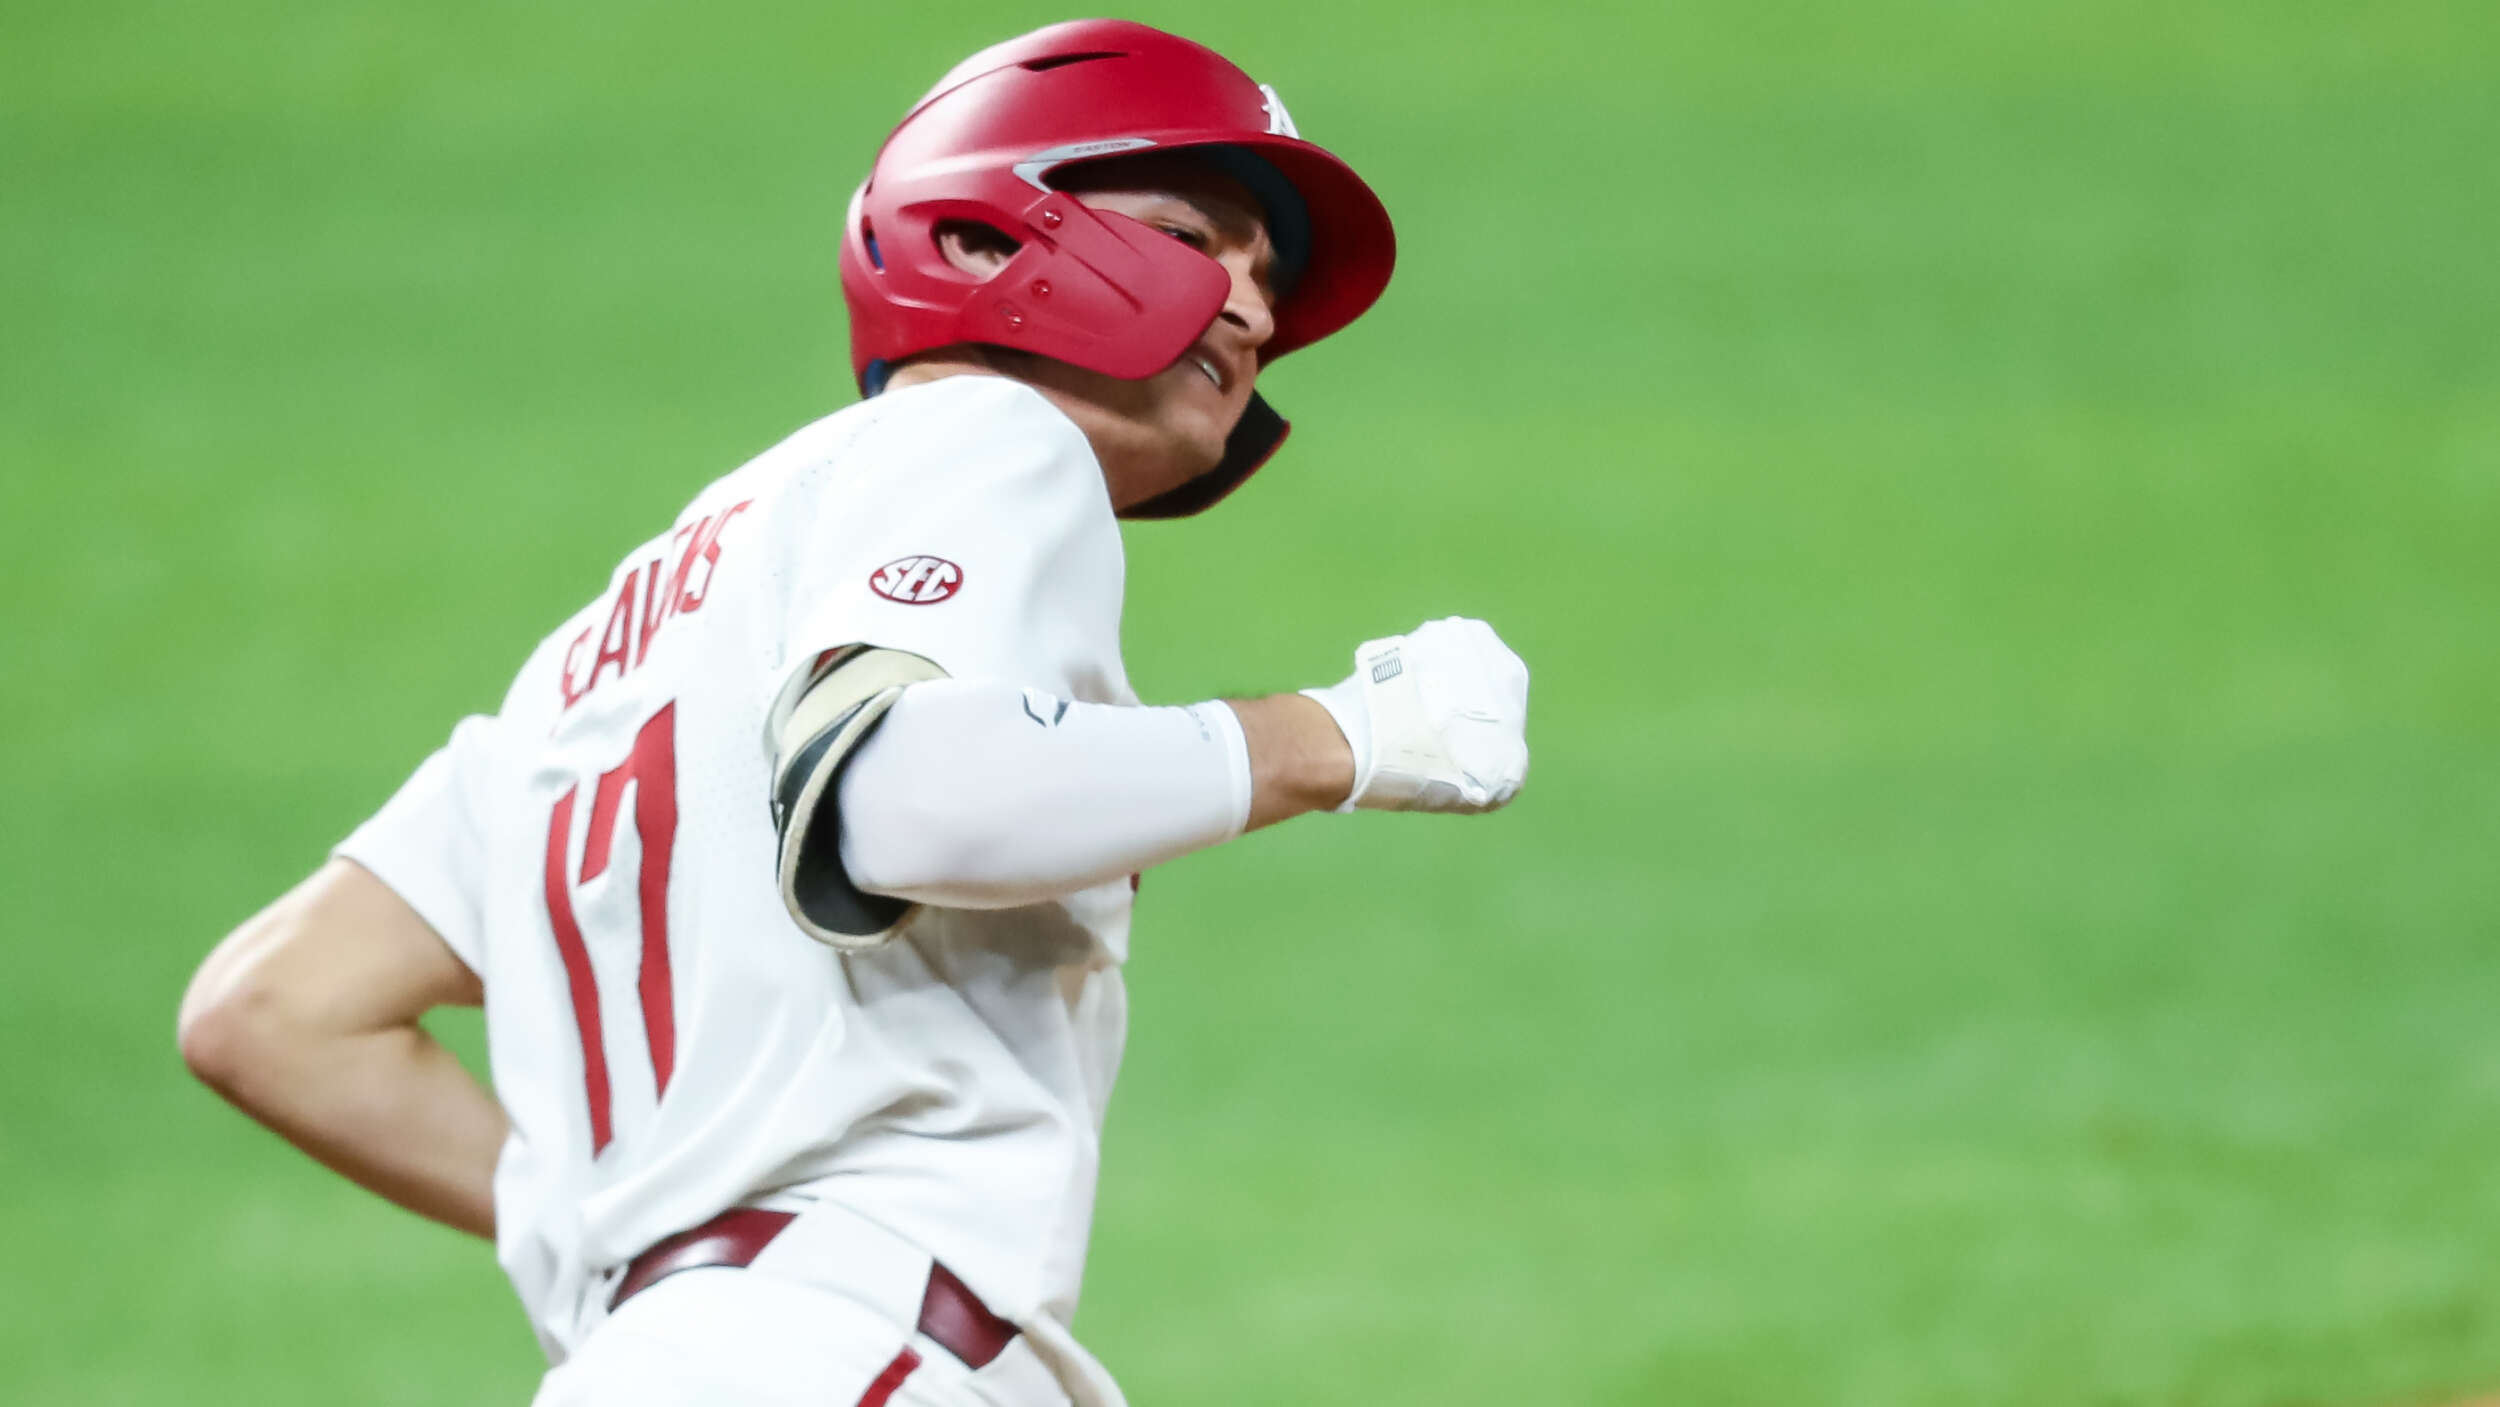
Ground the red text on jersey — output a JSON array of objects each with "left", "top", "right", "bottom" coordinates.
[{"left": 561, "top": 500, "right": 753, "bottom": 711}]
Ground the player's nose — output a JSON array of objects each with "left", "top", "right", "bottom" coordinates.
[{"left": 1217, "top": 251, "right": 1276, "bottom": 351}]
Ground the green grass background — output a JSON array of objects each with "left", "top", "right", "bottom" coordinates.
[{"left": 5, "top": 0, "right": 2496, "bottom": 1402}]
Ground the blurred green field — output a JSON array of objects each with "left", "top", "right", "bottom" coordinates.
[{"left": 5, "top": 0, "right": 2497, "bottom": 1402}]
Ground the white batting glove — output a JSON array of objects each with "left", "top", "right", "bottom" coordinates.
[{"left": 1301, "top": 617, "right": 1530, "bottom": 813}]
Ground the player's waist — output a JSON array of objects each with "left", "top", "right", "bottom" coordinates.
[{"left": 606, "top": 1196, "right": 1071, "bottom": 1397}]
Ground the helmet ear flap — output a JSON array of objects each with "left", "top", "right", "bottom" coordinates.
[
  {"left": 847, "top": 188, "right": 1228, "bottom": 383},
  {"left": 952, "top": 192, "right": 1229, "bottom": 380}
]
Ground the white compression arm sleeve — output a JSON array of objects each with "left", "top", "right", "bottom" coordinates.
[{"left": 834, "top": 678, "right": 1254, "bottom": 909}]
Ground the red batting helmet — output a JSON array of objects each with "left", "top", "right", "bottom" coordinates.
[{"left": 838, "top": 19, "right": 1397, "bottom": 518}]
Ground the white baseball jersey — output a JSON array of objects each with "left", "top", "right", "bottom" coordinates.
[{"left": 335, "top": 376, "right": 1138, "bottom": 1379}]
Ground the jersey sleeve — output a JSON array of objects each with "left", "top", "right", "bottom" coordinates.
[
  {"left": 775, "top": 379, "right": 1128, "bottom": 701},
  {"left": 332, "top": 714, "right": 500, "bottom": 976}
]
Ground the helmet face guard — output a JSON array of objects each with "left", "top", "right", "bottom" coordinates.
[{"left": 839, "top": 20, "right": 1397, "bottom": 518}]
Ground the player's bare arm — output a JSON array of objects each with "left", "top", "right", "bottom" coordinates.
[
  {"left": 179, "top": 858, "right": 504, "bottom": 1239},
  {"left": 1226, "top": 692, "right": 1357, "bottom": 829}
]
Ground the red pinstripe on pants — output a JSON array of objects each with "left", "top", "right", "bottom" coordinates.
[{"left": 855, "top": 1346, "right": 922, "bottom": 1407}]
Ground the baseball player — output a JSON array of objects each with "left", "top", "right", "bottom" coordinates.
[{"left": 178, "top": 20, "right": 1530, "bottom": 1406}]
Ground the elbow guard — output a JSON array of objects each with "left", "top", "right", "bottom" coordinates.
[{"left": 765, "top": 645, "right": 948, "bottom": 950}]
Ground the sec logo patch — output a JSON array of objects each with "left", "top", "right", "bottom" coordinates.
[{"left": 868, "top": 555, "right": 963, "bottom": 605}]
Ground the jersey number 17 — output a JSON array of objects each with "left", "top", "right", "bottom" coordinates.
[{"left": 540, "top": 702, "right": 679, "bottom": 1155}]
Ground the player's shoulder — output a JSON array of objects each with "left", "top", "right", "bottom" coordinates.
[
  {"left": 764, "top": 377, "right": 1108, "bottom": 533},
  {"left": 853, "top": 375, "right": 1095, "bottom": 475},
  {"left": 733, "top": 377, "right": 1095, "bottom": 502}
]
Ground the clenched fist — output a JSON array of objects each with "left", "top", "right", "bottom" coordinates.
[{"left": 1302, "top": 617, "right": 1530, "bottom": 813}]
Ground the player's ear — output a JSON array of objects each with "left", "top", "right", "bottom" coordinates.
[{"left": 932, "top": 220, "right": 1019, "bottom": 279}]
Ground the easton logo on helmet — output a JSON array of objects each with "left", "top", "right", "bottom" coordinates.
[{"left": 868, "top": 556, "right": 964, "bottom": 604}]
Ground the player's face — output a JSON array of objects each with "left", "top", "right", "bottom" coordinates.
[{"left": 1029, "top": 158, "right": 1282, "bottom": 509}]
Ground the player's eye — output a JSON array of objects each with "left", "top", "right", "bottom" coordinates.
[{"left": 1157, "top": 223, "right": 1211, "bottom": 252}]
